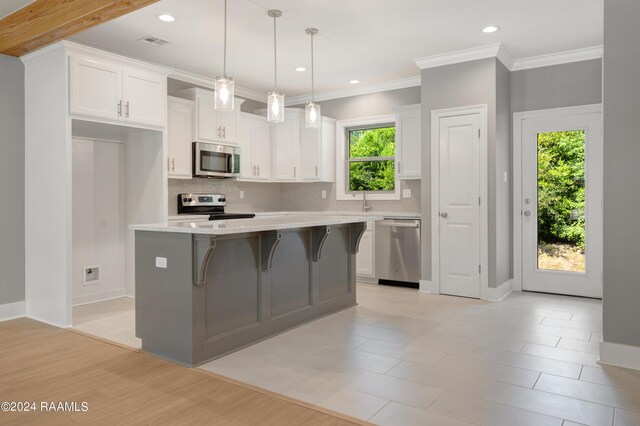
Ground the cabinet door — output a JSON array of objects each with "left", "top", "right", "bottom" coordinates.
[
  {"left": 397, "top": 108, "right": 422, "bottom": 179},
  {"left": 301, "top": 126, "right": 322, "bottom": 181},
  {"left": 167, "top": 98, "right": 193, "bottom": 178},
  {"left": 217, "top": 109, "right": 237, "bottom": 143},
  {"left": 321, "top": 118, "right": 336, "bottom": 182},
  {"left": 273, "top": 118, "right": 300, "bottom": 181},
  {"left": 356, "top": 231, "right": 375, "bottom": 277},
  {"left": 237, "top": 122, "right": 255, "bottom": 179},
  {"left": 122, "top": 66, "right": 166, "bottom": 128},
  {"left": 195, "top": 94, "right": 219, "bottom": 142},
  {"left": 70, "top": 56, "right": 122, "bottom": 121},
  {"left": 252, "top": 122, "right": 272, "bottom": 180}
]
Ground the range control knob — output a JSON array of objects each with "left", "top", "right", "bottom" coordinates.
[
  {"left": 182, "top": 198, "right": 188, "bottom": 203},
  {"left": 218, "top": 197, "right": 226, "bottom": 203},
  {"left": 188, "top": 198, "right": 193, "bottom": 203}
]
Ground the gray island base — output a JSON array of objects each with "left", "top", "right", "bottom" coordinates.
[{"left": 133, "top": 216, "right": 374, "bottom": 367}]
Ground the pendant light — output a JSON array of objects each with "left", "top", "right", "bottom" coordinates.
[
  {"left": 305, "top": 28, "right": 321, "bottom": 129},
  {"left": 267, "top": 10, "right": 284, "bottom": 123},
  {"left": 214, "top": 0, "right": 234, "bottom": 111}
]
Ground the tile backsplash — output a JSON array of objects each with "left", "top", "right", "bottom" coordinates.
[{"left": 168, "top": 179, "right": 421, "bottom": 215}]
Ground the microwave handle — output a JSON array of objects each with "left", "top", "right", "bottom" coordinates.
[{"left": 228, "top": 153, "right": 234, "bottom": 174}]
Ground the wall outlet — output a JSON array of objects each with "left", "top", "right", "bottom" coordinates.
[
  {"left": 321, "top": 190, "right": 327, "bottom": 199},
  {"left": 239, "top": 190, "right": 245, "bottom": 200},
  {"left": 82, "top": 265, "right": 101, "bottom": 286},
  {"left": 503, "top": 171, "right": 508, "bottom": 183},
  {"left": 402, "top": 189, "right": 412, "bottom": 199},
  {"left": 155, "top": 257, "right": 167, "bottom": 269}
]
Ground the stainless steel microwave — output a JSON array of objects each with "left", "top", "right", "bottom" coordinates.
[{"left": 193, "top": 142, "right": 240, "bottom": 178}]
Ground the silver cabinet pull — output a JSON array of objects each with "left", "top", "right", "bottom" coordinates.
[
  {"left": 440, "top": 211, "right": 448, "bottom": 218},
  {"left": 118, "top": 101, "right": 122, "bottom": 117},
  {"left": 125, "top": 101, "right": 130, "bottom": 118},
  {"left": 223, "top": 126, "right": 226, "bottom": 139},
  {"left": 167, "top": 157, "right": 171, "bottom": 172},
  {"left": 217, "top": 126, "right": 221, "bottom": 138},
  {"left": 315, "top": 165, "right": 318, "bottom": 177},
  {"left": 257, "top": 165, "right": 260, "bottom": 176},
  {"left": 171, "top": 158, "right": 175, "bottom": 172},
  {"left": 253, "top": 165, "right": 256, "bottom": 176},
  {"left": 294, "top": 166, "right": 296, "bottom": 178}
]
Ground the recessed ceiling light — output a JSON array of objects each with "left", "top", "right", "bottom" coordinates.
[
  {"left": 295, "top": 67, "right": 307, "bottom": 72},
  {"left": 349, "top": 80, "right": 360, "bottom": 84},
  {"left": 482, "top": 26, "right": 499, "bottom": 33},
  {"left": 157, "top": 14, "right": 176, "bottom": 22}
]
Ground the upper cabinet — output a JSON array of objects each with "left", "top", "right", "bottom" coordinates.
[
  {"left": 238, "top": 113, "right": 272, "bottom": 181},
  {"left": 273, "top": 110, "right": 302, "bottom": 181},
  {"left": 167, "top": 97, "right": 194, "bottom": 179},
  {"left": 395, "top": 104, "right": 422, "bottom": 179},
  {"left": 173, "top": 88, "right": 243, "bottom": 145},
  {"left": 69, "top": 54, "right": 168, "bottom": 129},
  {"left": 301, "top": 117, "right": 336, "bottom": 182}
]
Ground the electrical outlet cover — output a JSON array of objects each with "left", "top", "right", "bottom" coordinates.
[
  {"left": 156, "top": 257, "right": 167, "bottom": 268},
  {"left": 402, "top": 189, "right": 412, "bottom": 198},
  {"left": 321, "top": 190, "right": 327, "bottom": 199}
]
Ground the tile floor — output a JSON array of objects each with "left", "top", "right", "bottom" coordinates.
[
  {"left": 197, "top": 283, "right": 640, "bottom": 426},
  {"left": 72, "top": 297, "right": 141, "bottom": 349}
]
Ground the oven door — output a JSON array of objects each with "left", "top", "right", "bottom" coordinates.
[{"left": 193, "top": 142, "right": 240, "bottom": 178}]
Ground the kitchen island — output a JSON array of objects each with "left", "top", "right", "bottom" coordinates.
[{"left": 130, "top": 215, "right": 379, "bottom": 366}]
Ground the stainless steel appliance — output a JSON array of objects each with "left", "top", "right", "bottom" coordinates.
[
  {"left": 193, "top": 142, "right": 240, "bottom": 178},
  {"left": 177, "top": 193, "right": 255, "bottom": 220},
  {"left": 375, "top": 218, "right": 421, "bottom": 285}
]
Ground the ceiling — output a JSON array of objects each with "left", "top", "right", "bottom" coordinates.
[
  {"left": 70, "top": 0, "right": 603, "bottom": 99},
  {"left": 0, "top": 0, "right": 34, "bottom": 19}
]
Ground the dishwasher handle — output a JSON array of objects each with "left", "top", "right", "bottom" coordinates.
[{"left": 377, "top": 220, "right": 420, "bottom": 229}]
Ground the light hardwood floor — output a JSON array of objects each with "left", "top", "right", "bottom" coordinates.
[
  {"left": 0, "top": 318, "right": 362, "bottom": 425},
  {"left": 200, "top": 284, "right": 640, "bottom": 426}
]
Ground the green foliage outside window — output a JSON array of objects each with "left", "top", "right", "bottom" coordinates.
[
  {"left": 348, "top": 127, "right": 395, "bottom": 191},
  {"left": 537, "top": 130, "right": 586, "bottom": 250}
]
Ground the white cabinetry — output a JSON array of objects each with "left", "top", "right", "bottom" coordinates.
[
  {"left": 302, "top": 117, "right": 336, "bottom": 182},
  {"left": 395, "top": 104, "right": 422, "bottom": 179},
  {"left": 167, "top": 97, "right": 194, "bottom": 179},
  {"left": 238, "top": 113, "right": 272, "bottom": 181},
  {"left": 174, "top": 88, "right": 242, "bottom": 145},
  {"left": 70, "top": 55, "right": 167, "bottom": 128},
  {"left": 273, "top": 110, "right": 302, "bottom": 181},
  {"left": 356, "top": 221, "right": 376, "bottom": 277}
]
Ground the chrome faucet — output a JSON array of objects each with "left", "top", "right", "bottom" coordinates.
[{"left": 362, "top": 192, "right": 371, "bottom": 212}]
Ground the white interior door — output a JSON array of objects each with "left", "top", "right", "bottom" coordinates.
[
  {"left": 438, "top": 113, "right": 481, "bottom": 298},
  {"left": 520, "top": 109, "right": 603, "bottom": 298}
]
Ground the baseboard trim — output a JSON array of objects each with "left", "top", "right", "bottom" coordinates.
[
  {"left": 599, "top": 341, "right": 640, "bottom": 371},
  {"left": 73, "top": 289, "right": 127, "bottom": 307},
  {"left": 488, "top": 279, "right": 513, "bottom": 302},
  {"left": 419, "top": 280, "right": 437, "bottom": 294},
  {"left": 0, "top": 301, "right": 26, "bottom": 322},
  {"left": 356, "top": 276, "right": 379, "bottom": 284}
]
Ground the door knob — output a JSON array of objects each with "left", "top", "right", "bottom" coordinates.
[
  {"left": 523, "top": 210, "right": 531, "bottom": 217},
  {"left": 440, "top": 212, "right": 448, "bottom": 218}
]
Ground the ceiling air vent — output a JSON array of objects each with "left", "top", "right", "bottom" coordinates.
[{"left": 138, "top": 35, "right": 169, "bottom": 47}]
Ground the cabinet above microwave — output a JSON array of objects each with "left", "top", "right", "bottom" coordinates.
[{"left": 172, "top": 88, "right": 245, "bottom": 145}]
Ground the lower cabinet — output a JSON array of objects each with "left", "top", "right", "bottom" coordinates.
[{"left": 356, "top": 221, "right": 376, "bottom": 277}]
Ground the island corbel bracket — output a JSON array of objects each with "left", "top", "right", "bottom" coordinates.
[
  {"left": 350, "top": 222, "right": 368, "bottom": 254},
  {"left": 312, "top": 226, "right": 331, "bottom": 261},
  {"left": 262, "top": 231, "right": 283, "bottom": 272},
  {"left": 193, "top": 235, "right": 217, "bottom": 287}
]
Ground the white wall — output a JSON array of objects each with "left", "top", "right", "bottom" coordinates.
[{"left": 72, "top": 139, "right": 127, "bottom": 305}]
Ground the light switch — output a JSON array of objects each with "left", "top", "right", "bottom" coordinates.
[
  {"left": 155, "top": 257, "right": 167, "bottom": 268},
  {"left": 321, "top": 190, "right": 327, "bottom": 199},
  {"left": 402, "top": 189, "right": 412, "bottom": 198}
]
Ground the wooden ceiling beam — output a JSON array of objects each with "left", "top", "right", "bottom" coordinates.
[{"left": 0, "top": 0, "right": 160, "bottom": 57}]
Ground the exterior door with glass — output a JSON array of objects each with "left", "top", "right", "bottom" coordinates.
[{"left": 520, "top": 108, "right": 603, "bottom": 298}]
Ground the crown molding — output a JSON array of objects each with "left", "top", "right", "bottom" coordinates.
[
  {"left": 169, "top": 69, "right": 267, "bottom": 103},
  {"left": 413, "top": 43, "right": 506, "bottom": 70},
  {"left": 511, "top": 45, "right": 603, "bottom": 71},
  {"left": 284, "top": 75, "right": 421, "bottom": 106}
]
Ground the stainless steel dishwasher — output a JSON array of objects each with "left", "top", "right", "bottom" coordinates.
[{"left": 375, "top": 218, "right": 421, "bottom": 285}]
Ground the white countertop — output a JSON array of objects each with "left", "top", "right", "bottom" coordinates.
[
  {"left": 167, "top": 211, "right": 421, "bottom": 222},
  {"left": 132, "top": 214, "right": 383, "bottom": 235}
]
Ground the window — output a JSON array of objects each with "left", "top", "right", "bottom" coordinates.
[
  {"left": 335, "top": 115, "right": 400, "bottom": 201},
  {"left": 347, "top": 126, "right": 396, "bottom": 192}
]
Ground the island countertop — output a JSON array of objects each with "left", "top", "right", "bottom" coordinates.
[{"left": 130, "top": 214, "right": 383, "bottom": 235}]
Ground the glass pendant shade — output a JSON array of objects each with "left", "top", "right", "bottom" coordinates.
[
  {"left": 305, "top": 102, "right": 321, "bottom": 129},
  {"left": 214, "top": 75, "right": 234, "bottom": 111},
  {"left": 267, "top": 91, "right": 285, "bottom": 123}
]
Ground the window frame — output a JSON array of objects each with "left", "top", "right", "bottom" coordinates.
[{"left": 335, "top": 115, "right": 401, "bottom": 201}]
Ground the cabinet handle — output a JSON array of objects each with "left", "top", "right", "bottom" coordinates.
[
  {"left": 315, "top": 165, "right": 318, "bottom": 177},
  {"left": 253, "top": 165, "right": 256, "bottom": 176},
  {"left": 217, "top": 126, "right": 221, "bottom": 138},
  {"left": 257, "top": 165, "right": 260, "bottom": 176},
  {"left": 171, "top": 158, "right": 175, "bottom": 172},
  {"left": 398, "top": 161, "right": 401, "bottom": 173},
  {"left": 167, "top": 157, "right": 171, "bottom": 172},
  {"left": 222, "top": 126, "right": 226, "bottom": 139},
  {"left": 118, "top": 101, "right": 122, "bottom": 118},
  {"left": 125, "top": 101, "right": 130, "bottom": 119},
  {"left": 294, "top": 166, "right": 296, "bottom": 178}
]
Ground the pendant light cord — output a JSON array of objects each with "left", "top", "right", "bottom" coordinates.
[
  {"left": 273, "top": 14, "right": 278, "bottom": 93},
  {"left": 223, "top": 0, "right": 227, "bottom": 76},
  {"left": 311, "top": 32, "right": 315, "bottom": 103}
]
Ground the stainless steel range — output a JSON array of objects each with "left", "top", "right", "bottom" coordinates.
[{"left": 177, "top": 193, "right": 255, "bottom": 220}]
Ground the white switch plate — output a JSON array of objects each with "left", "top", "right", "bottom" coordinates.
[
  {"left": 402, "top": 189, "right": 412, "bottom": 198},
  {"left": 155, "top": 257, "right": 167, "bottom": 269},
  {"left": 239, "top": 190, "right": 245, "bottom": 200},
  {"left": 321, "top": 190, "right": 327, "bottom": 199},
  {"left": 503, "top": 171, "right": 508, "bottom": 183}
]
